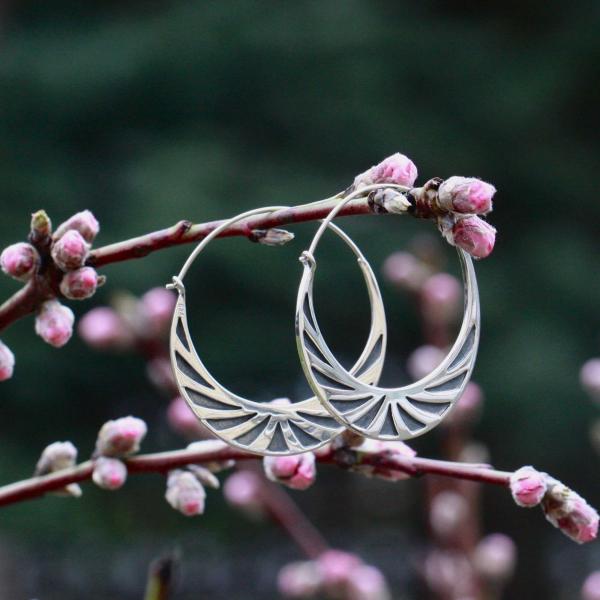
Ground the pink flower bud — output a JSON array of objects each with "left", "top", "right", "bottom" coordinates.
[
  {"left": 582, "top": 571, "right": 600, "bottom": 600},
  {"left": 354, "top": 438, "right": 416, "bottom": 481},
  {"left": 420, "top": 272, "right": 462, "bottom": 325},
  {"left": 542, "top": 481, "right": 599, "bottom": 544},
  {"left": 438, "top": 176, "right": 496, "bottom": 214},
  {"left": 0, "top": 340, "right": 15, "bottom": 381},
  {"left": 51, "top": 230, "right": 89, "bottom": 271},
  {"left": 353, "top": 152, "right": 418, "bottom": 189},
  {"left": 382, "top": 251, "right": 429, "bottom": 292},
  {"left": 473, "top": 533, "right": 516, "bottom": 582},
  {"left": 165, "top": 469, "right": 206, "bottom": 516},
  {"left": 445, "top": 382, "right": 483, "bottom": 427},
  {"left": 0, "top": 242, "right": 39, "bottom": 281},
  {"left": 424, "top": 550, "right": 475, "bottom": 598},
  {"left": 510, "top": 466, "right": 547, "bottom": 507},
  {"left": 580, "top": 358, "right": 600, "bottom": 401},
  {"left": 140, "top": 288, "right": 176, "bottom": 337},
  {"left": 318, "top": 550, "right": 362, "bottom": 592},
  {"left": 347, "top": 565, "right": 391, "bottom": 600},
  {"left": 78, "top": 307, "right": 133, "bottom": 350},
  {"left": 451, "top": 216, "right": 496, "bottom": 259},
  {"left": 263, "top": 452, "right": 317, "bottom": 490},
  {"left": 59, "top": 266, "right": 99, "bottom": 300},
  {"left": 95, "top": 415, "right": 147, "bottom": 457},
  {"left": 223, "top": 471, "right": 264, "bottom": 517},
  {"left": 92, "top": 457, "right": 127, "bottom": 490},
  {"left": 35, "top": 300, "right": 74, "bottom": 348},
  {"left": 147, "top": 356, "right": 176, "bottom": 392},
  {"left": 167, "top": 395, "right": 206, "bottom": 438},
  {"left": 35, "top": 440, "right": 78, "bottom": 474},
  {"left": 429, "top": 491, "right": 469, "bottom": 539},
  {"left": 406, "top": 345, "right": 445, "bottom": 380},
  {"left": 278, "top": 560, "right": 322, "bottom": 598},
  {"left": 54, "top": 210, "right": 100, "bottom": 243},
  {"left": 35, "top": 441, "right": 82, "bottom": 497}
]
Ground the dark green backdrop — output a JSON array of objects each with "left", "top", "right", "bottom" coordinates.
[{"left": 0, "top": 1, "right": 598, "bottom": 598}]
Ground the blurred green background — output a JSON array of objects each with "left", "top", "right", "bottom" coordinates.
[{"left": 0, "top": 1, "right": 599, "bottom": 598}]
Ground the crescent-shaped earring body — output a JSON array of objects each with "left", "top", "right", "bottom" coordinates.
[
  {"left": 295, "top": 185, "right": 481, "bottom": 441},
  {"left": 169, "top": 207, "right": 387, "bottom": 455}
]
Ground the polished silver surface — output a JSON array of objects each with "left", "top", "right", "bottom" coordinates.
[
  {"left": 169, "top": 206, "right": 387, "bottom": 455},
  {"left": 295, "top": 185, "right": 481, "bottom": 441}
]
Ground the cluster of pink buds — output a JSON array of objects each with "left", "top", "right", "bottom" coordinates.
[
  {"left": 34, "top": 441, "right": 82, "bottom": 497},
  {"left": 278, "top": 550, "right": 390, "bottom": 600},
  {"left": 351, "top": 153, "right": 497, "bottom": 259},
  {"left": 263, "top": 452, "right": 317, "bottom": 490},
  {"left": 51, "top": 210, "right": 101, "bottom": 300},
  {"left": 91, "top": 415, "right": 147, "bottom": 491},
  {"left": 79, "top": 287, "right": 176, "bottom": 352}
]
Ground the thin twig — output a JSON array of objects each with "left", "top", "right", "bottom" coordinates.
[{"left": 0, "top": 443, "right": 512, "bottom": 509}]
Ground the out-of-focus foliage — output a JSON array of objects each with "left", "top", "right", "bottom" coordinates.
[{"left": 0, "top": 1, "right": 598, "bottom": 598}]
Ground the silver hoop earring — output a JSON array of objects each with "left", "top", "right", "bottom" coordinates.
[
  {"left": 295, "top": 185, "right": 480, "bottom": 441},
  {"left": 168, "top": 207, "right": 387, "bottom": 455}
]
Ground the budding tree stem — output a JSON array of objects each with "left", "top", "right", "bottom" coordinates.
[
  {"left": 0, "top": 444, "right": 512, "bottom": 509},
  {"left": 0, "top": 194, "right": 401, "bottom": 333}
]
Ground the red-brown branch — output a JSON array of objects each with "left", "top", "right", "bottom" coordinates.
[
  {"left": 0, "top": 197, "right": 387, "bottom": 333},
  {"left": 0, "top": 443, "right": 512, "bottom": 509}
]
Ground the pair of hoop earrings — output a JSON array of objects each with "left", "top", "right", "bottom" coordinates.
[{"left": 168, "top": 185, "right": 480, "bottom": 456}]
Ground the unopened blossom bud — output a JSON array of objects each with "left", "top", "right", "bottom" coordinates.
[
  {"left": 0, "top": 242, "right": 39, "bottom": 281},
  {"left": 35, "top": 441, "right": 82, "bottom": 498},
  {"left": 51, "top": 229, "right": 90, "bottom": 271},
  {"left": 438, "top": 176, "right": 496, "bottom": 215},
  {"left": 382, "top": 251, "right": 429, "bottom": 292},
  {"left": 30, "top": 209, "right": 52, "bottom": 239},
  {"left": 165, "top": 469, "right": 206, "bottom": 516},
  {"left": 318, "top": 550, "right": 362, "bottom": 593},
  {"left": 353, "top": 152, "right": 418, "bottom": 189},
  {"left": 582, "top": 571, "right": 600, "bottom": 600},
  {"left": 424, "top": 550, "right": 475, "bottom": 598},
  {"left": 450, "top": 216, "right": 496, "bottom": 259},
  {"left": 167, "top": 395, "right": 206, "bottom": 438},
  {"left": 429, "top": 490, "right": 469, "bottom": 539},
  {"left": 140, "top": 287, "right": 176, "bottom": 337},
  {"left": 347, "top": 565, "right": 391, "bottom": 600},
  {"left": 147, "top": 357, "right": 176, "bottom": 391},
  {"left": 510, "top": 466, "right": 547, "bottom": 507},
  {"left": 542, "top": 480, "right": 599, "bottom": 544},
  {"left": 263, "top": 452, "right": 317, "bottom": 490},
  {"left": 223, "top": 470, "right": 264, "bottom": 517},
  {"left": 407, "top": 345, "right": 445, "bottom": 380},
  {"left": 35, "top": 441, "right": 78, "bottom": 474},
  {"left": 252, "top": 228, "right": 295, "bottom": 246},
  {"left": 59, "top": 266, "right": 100, "bottom": 300},
  {"left": 445, "top": 382, "right": 483, "bottom": 426},
  {"left": 92, "top": 457, "right": 127, "bottom": 490},
  {"left": 95, "top": 415, "right": 147, "bottom": 457},
  {"left": 35, "top": 300, "right": 74, "bottom": 348},
  {"left": 354, "top": 438, "right": 416, "bottom": 481},
  {"left": 278, "top": 560, "right": 322, "bottom": 598},
  {"left": 78, "top": 307, "right": 133, "bottom": 350},
  {"left": 54, "top": 210, "right": 99, "bottom": 243},
  {"left": 420, "top": 272, "right": 462, "bottom": 325},
  {"left": 0, "top": 340, "right": 15, "bottom": 381},
  {"left": 473, "top": 533, "right": 516, "bottom": 582},
  {"left": 368, "top": 188, "right": 411, "bottom": 214},
  {"left": 580, "top": 358, "right": 600, "bottom": 401}
]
